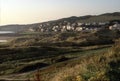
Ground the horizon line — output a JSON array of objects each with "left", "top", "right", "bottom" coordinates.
[{"left": 0, "top": 11, "right": 120, "bottom": 26}]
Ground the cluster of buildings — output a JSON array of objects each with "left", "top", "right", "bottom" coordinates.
[
  {"left": 109, "top": 22, "right": 120, "bottom": 30},
  {"left": 28, "top": 20, "right": 120, "bottom": 32}
]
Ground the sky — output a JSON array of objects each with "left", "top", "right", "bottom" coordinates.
[{"left": 0, "top": 0, "right": 120, "bottom": 25}]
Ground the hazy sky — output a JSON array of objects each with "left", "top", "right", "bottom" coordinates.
[{"left": 0, "top": 0, "right": 120, "bottom": 25}]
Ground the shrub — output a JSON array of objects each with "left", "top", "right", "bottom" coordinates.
[{"left": 88, "top": 71, "right": 109, "bottom": 81}]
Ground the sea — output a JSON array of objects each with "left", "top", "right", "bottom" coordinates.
[{"left": 0, "top": 31, "right": 15, "bottom": 42}]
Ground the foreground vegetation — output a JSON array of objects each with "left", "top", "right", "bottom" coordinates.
[
  {"left": 0, "top": 29, "right": 120, "bottom": 81},
  {"left": 29, "top": 39, "right": 120, "bottom": 81}
]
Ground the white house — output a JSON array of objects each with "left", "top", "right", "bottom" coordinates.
[
  {"left": 28, "top": 28, "right": 35, "bottom": 32},
  {"left": 66, "top": 25, "right": 72, "bottom": 30},
  {"left": 77, "top": 22, "right": 83, "bottom": 26},
  {"left": 109, "top": 23, "right": 120, "bottom": 30},
  {"left": 75, "top": 27, "right": 83, "bottom": 31}
]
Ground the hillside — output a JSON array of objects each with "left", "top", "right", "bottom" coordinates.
[
  {"left": 0, "top": 34, "right": 119, "bottom": 81},
  {"left": 0, "top": 12, "right": 120, "bottom": 32},
  {"left": 0, "top": 12, "right": 120, "bottom": 81},
  {"left": 0, "top": 29, "right": 119, "bottom": 81},
  {"left": 42, "top": 39, "right": 120, "bottom": 81},
  {"left": 8, "top": 29, "right": 120, "bottom": 47}
]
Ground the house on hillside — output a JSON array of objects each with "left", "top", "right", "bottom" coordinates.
[
  {"left": 66, "top": 25, "right": 73, "bottom": 31},
  {"left": 98, "top": 22, "right": 106, "bottom": 25},
  {"left": 40, "top": 28, "right": 44, "bottom": 32},
  {"left": 61, "top": 26, "right": 67, "bottom": 32},
  {"left": 82, "top": 23, "right": 102, "bottom": 31},
  {"left": 75, "top": 27, "right": 83, "bottom": 31},
  {"left": 28, "top": 28, "right": 35, "bottom": 32},
  {"left": 77, "top": 22, "right": 83, "bottom": 26},
  {"left": 109, "top": 23, "right": 120, "bottom": 30}
]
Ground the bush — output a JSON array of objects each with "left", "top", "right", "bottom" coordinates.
[{"left": 88, "top": 71, "right": 109, "bottom": 81}]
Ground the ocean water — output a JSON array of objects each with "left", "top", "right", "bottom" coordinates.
[
  {"left": 0, "top": 31, "right": 15, "bottom": 42},
  {"left": 0, "top": 40, "right": 7, "bottom": 42},
  {"left": 0, "top": 31, "right": 15, "bottom": 34}
]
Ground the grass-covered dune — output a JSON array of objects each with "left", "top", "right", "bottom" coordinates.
[
  {"left": 31, "top": 39, "right": 120, "bottom": 81},
  {"left": 8, "top": 29, "right": 120, "bottom": 47},
  {"left": 0, "top": 29, "right": 120, "bottom": 81}
]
